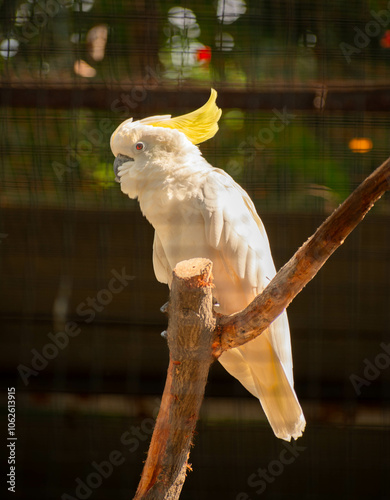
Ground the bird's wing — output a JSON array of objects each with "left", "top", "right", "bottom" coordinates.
[
  {"left": 199, "top": 167, "right": 289, "bottom": 353},
  {"left": 199, "top": 168, "right": 305, "bottom": 440},
  {"left": 199, "top": 167, "right": 274, "bottom": 304},
  {"left": 152, "top": 231, "right": 172, "bottom": 285}
]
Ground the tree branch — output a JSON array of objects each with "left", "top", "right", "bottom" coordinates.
[
  {"left": 133, "top": 259, "right": 216, "bottom": 500},
  {"left": 214, "top": 156, "right": 390, "bottom": 357},
  {"left": 134, "top": 156, "right": 390, "bottom": 499}
]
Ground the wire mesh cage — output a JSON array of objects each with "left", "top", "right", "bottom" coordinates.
[{"left": 1, "top": 1, "right": 390, "bottom": 499}]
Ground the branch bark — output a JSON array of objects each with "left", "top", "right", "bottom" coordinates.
[
  {"left": 214, "top": 155, "right": 390, "bottom": 357},
  {"left": 134, "top": 156, "right": 390, "bottom": 499},
  {"left": 133, "top": 259, "right": 216, "bottom": 500}
]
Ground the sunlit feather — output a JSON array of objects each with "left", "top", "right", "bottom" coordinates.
[
  {"left": 110, "top": 89, "right": 305, "bottom": 441},
  {"left": 147, "top": 89, "right": 222, "bottom": 144}
]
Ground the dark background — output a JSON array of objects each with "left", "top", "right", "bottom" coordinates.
[{"left": 1, "top": 1, "right": 390, "bottom": 499}]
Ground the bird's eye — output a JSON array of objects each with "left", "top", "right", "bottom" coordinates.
[{"left": 135, "top": 142, "right": 144, "bottom": 151}]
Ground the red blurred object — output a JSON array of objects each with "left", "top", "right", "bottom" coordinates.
[
  {"left": 197, "top": 46, "right": 212, "bottom": 63},
  {"left": 380, "top": 30, "right": 390, "bottom": 48}
]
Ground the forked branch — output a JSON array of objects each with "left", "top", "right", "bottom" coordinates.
[{"left": 134, "top": 156, "right": 390, "bottom": 500}]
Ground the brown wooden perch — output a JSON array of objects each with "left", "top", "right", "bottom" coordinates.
[
  {"left": 133, "top": 156, "right": 390, "bottom": 500},
  {"left": 133, "top": 259, "right": 216, "bottom": 500}
]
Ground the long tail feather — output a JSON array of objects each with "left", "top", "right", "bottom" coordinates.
[{"left": 219, "top": 330, "right": 305, "bottom": 441}]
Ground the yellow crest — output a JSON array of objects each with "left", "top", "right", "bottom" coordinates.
[{"left": 147, "top": 89, "right": 222, "bottom": 145}]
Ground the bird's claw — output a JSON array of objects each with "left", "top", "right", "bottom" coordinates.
[{"left": 160, "top": 302, "right": 169, "bottom": 314}]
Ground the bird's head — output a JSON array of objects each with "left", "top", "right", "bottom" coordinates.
[{"left": 110, "top": 89, "right": 222, "bottom": 198}]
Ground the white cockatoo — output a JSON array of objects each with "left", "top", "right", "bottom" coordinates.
[{"left": 110, "top": 90, "right": 305, "bottom": 441}]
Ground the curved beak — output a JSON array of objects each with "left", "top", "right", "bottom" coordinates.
[{"left": 113, "top": 154, "right": 134, "bottom": 182}]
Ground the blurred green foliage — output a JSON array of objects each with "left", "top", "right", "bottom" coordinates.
[{"left": 0, "top": 0, "right": 390, "bottom": 212}]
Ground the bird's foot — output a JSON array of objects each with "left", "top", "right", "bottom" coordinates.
[{"left": 160, "top": 302, "right": 169, "bottom": 314}]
